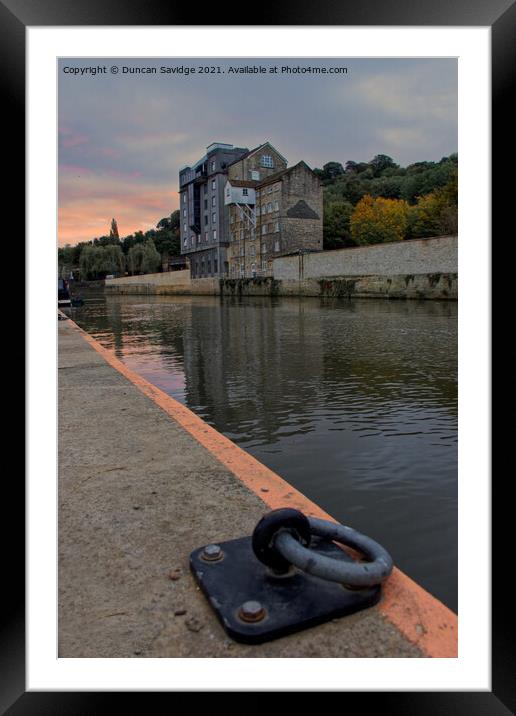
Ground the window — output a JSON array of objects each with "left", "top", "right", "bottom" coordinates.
[
  {"left": 261, "top": 225, "right": 267, "bottom": 235},
  {"left": 183, "top": 209, "right": 186, "bottom": 217},
  {"left": 207, "top": 260, "right": 211, "bottom": 275},
  {"left": 211, "top": 161, "right": 216, "bottom": 172},
  {"left": 261, "top": 155, "right": 273, "bottom": 168},
  {"left": 262, "top": 260, "right": 267, "bottom": 270},
  {"left": 204, "top": 199, "right": 208, "bottom": 210},
  {"left": 240, "top": 246, "right": 244, "bottom": 257},
  {"left": 212, "top": 179, "right": 216, "bottom": 190},
  {"left": 261, "top": 243, "right": 267, "bottom": 254},
  {"left": 230, "top": 214, "right": 234, "bottom": 224},
  {"left": 205, "top": 232, "right": 209, "bottom": 242},
  {"left": 204, "top": 215, "right": 208, "bottom": 226},
  {"left": 267, "top": 202, "right": 272, "bottom": 213},
  {"left": 274, "top": 241, "right": 280, "bottom": 252},
  {"left": 274, "top": 201, "right": 279, "bottom": 211},
  {"left": 242, "top": 188, "right": 248, "bottom": 196},
  {"left": 274, "top": 222, "right": 280, "bottom": 232},
  {"left": 212, "top": 212, "right": 216, "bottom": 224},
  {"left": 250, "top": 245, "right": 256, "bottom": 257},
  {"left": 250, "top": 229, "right": 256, "bottom": 240},
  {"left": 251, "top": 170, "right": 260, "bottom": 181},
  {"left": 213, "top": 230, "right": 217, "bottom": 240},
  {"left": 240, "top": 229, "right": 244, "bottom": 240},
  {"left": 183, "top": 237, "right": 188, "bottom": 248},
  {"left": 183, "top": 193, "right": 186, "bottom": 203},
  {"left": 212, "top": 196, "right": 216, "bottom": 207},
  {"left": 183, "top": 223, "right": 187, "bottom": 233},
  {"left": 214, "top": 259, "right": 218, "bottom": 274},
  {"left": 256, "top": 206, "right": 260, "bottom": 216},
  {"left": 197, "top": 234, "right": 201, "bottom": 245}
]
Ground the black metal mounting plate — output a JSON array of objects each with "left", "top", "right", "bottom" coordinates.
[{"left": 189, "top": 535, "right": 381, "bottom": 644}]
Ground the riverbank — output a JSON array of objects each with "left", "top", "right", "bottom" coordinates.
[
  {"left": 59, "top": 314, "right": 457, "bottom": 657},
  {"left": 105, "top": 235, "right": 458, "bottom": 300}
]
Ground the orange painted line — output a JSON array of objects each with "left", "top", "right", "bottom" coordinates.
[{"left": 61, "top": 314, "right": 458, "bottom": 657}]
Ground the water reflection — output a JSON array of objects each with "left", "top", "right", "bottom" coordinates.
[{"left": 73, "top": 293, "right": 457, "bottom": 611}]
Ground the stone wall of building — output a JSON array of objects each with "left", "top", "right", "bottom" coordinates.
[
  {"left": 227, "top": 144, "right": 287, "bottom": 183},
  {"left": 280, "top": 163, "right": 323, "bottom": 255},
  {"left": 227, "top": 162, "right": 323, "bottom": 279}
]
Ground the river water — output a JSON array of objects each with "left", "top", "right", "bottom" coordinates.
[{"left": 71, "top": 292, "right": 457, "bottom": 612}]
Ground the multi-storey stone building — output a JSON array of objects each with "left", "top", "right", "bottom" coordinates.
[
  {"left": 179, "top": 142, "right": 247, "bottom": 278},
  {"left": 226, "top": 160, "right": 323, "bottom": 278},
  {"left": 179, "top": 141, "right": 322, "bottom": 278}
]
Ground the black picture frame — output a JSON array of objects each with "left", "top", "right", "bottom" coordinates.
[{"left": 7, "top": 0, "right": 505, "bottom": 711}]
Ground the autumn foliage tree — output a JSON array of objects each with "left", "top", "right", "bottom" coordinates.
[
  {"left": 408, "top": 173, "right": 458, "bottom": 238},
  {"left": 350, "top": 195, "right": 410, "bottom": 245}
]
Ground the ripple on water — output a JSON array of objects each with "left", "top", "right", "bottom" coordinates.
[{"left": 73, "top": 294, "right": 457, "bottom": 611}]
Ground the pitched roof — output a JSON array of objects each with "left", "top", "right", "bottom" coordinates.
[
  {"left": 256, "top": 160, "right": 315, "bottom": 189},
  {"left": 226, "top": 141, "right": 287, "bottom": 168}
]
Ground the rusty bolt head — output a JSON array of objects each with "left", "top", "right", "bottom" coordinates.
[
  {"left": 238, "top": 600, "right": 266, "bottom": 623},
  {"left": 201, "top": 544, "right": 223, "bottom": 562}
]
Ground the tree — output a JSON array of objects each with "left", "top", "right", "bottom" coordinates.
[
  {"left": 126, "top": 239, "right": 161, "bottom": 275},
  {"left": 152, "top": 213, "right": 180, "bottom": 260},
  {"left": 408, "top": 173, "right": 458, "bottom": 238},
  {"left": 323, "top": 200, "right": 355, "bottom": 249},
  {"left": 102, "top": 244, "right": 125, "bottom": 275},
  {"left": 369, "top": 154, "right": 398, "bottom": 177},
  {"left": 322, "top": 162, "right": 345, "bottom": 181},
  {"left": 77, "top": 244, "right": 124, "bottom": 279},
  {"left": 79, "top": 245, "right": 97, "bottom": 279},
  {"left": 141, "top": 240, "right": 161, "bottom": 274},
  {"left": 110, "top": 218, "right": 120, "bottom": 240},
  {"left": 350, "top": 195, "right": 409, "bottom": 245}
]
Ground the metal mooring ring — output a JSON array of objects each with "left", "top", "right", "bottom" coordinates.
[{"left": 274, "top": 516, "right": 393, "bottom": 588}]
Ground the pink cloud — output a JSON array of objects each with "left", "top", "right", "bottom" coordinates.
[
  {"left": 59, "top": 126, "right": 89, "bottom": 149},
  {"left": 58, "top": 168, "right": 179, "bottom": 245},
  {"left": 98, "top": 147, "right": 121, "bottom": 159}
]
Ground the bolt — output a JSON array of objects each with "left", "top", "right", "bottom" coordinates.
[
  {"left": 201, "top": 544, "right": 223, "bottom": 562},
  {"left": 238, "top": 600, "right": 266, "bottom": 623}
]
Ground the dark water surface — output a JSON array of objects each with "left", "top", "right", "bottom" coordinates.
[{"left": 71, "top": 292, "right": 457, "bottom": 612}]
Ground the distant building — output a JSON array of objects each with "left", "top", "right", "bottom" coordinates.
[{"left": 179, "top": 141, "right": 323, "bottom": 278}]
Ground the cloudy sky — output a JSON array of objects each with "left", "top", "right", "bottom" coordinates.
[{"left": 58, "top": 57, "right": 457, "bottom": 246}]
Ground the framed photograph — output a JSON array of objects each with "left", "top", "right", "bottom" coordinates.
[{"left": 7, "top": 0, "right": 505, "bottom": 708}]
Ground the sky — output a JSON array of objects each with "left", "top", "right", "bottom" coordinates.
[{"left": 58, "top": 57, "right": 457, "bottom": 246}]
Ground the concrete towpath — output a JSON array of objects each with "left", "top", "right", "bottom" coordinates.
[{"left": 58, "top": 315, "right": 457, "bottom": 658}]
